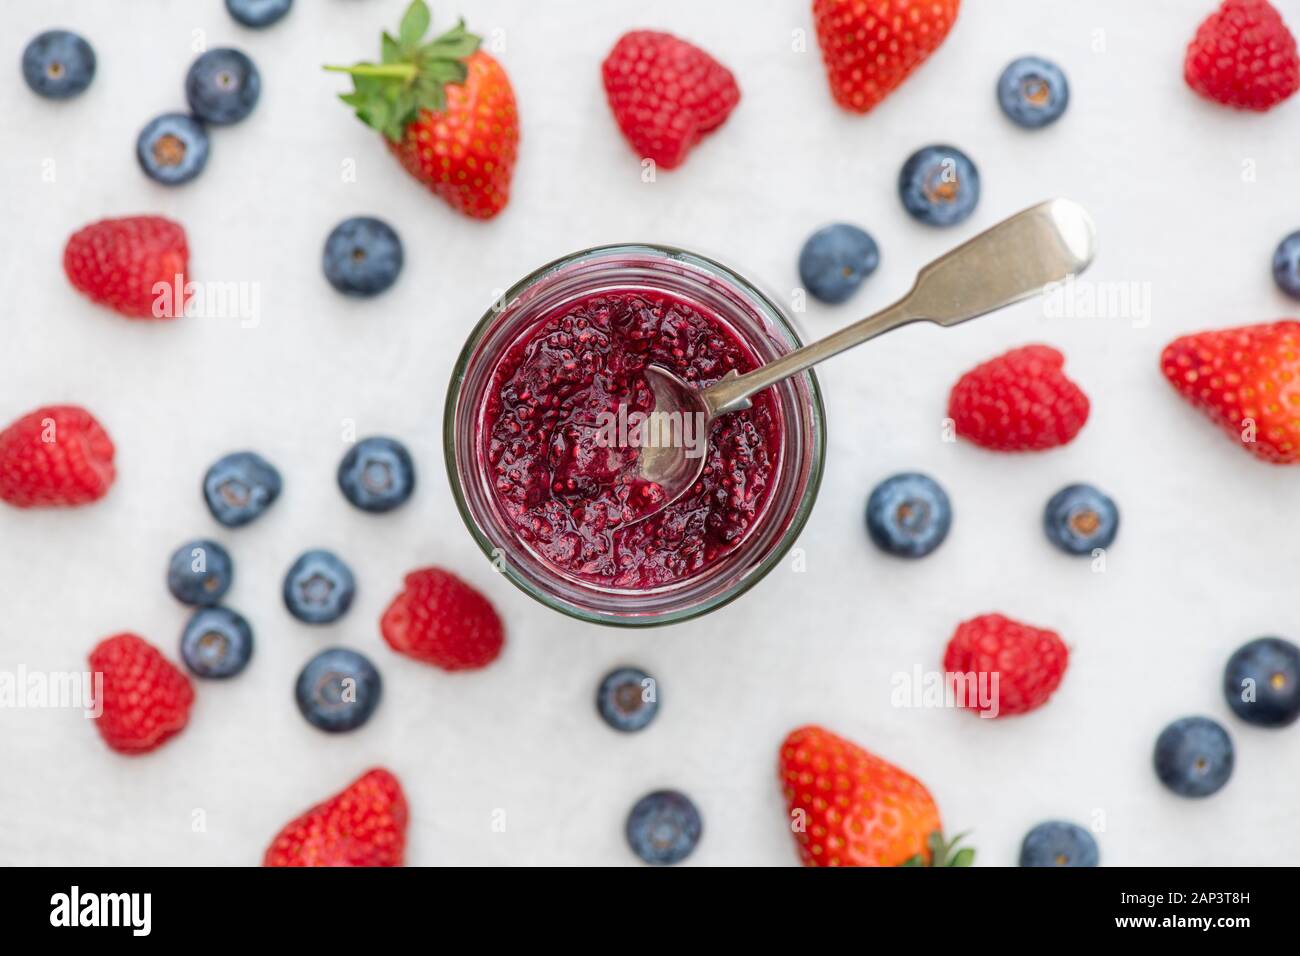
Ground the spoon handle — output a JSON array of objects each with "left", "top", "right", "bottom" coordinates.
[{"left": 701, "top": 198, "right": 1098, "bottom": 417}]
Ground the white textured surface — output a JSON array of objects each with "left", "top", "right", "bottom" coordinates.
[{"left": 2, "top": 0, "right": 1298, "bottom": 867}]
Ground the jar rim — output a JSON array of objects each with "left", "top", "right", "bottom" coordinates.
[{"left": 443, "top": 243, "right": 827, "bottom": 627}]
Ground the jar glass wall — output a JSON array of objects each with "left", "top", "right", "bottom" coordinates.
[{"left": 444, "top": 244, "right": 825, "bottom": 627}]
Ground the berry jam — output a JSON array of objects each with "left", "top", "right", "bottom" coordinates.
[{"left": 481, "top": 289, "right": 782, "bottom": 589}]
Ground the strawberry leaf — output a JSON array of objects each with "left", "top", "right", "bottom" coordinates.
[
  {"left": 381, "top": 32, "right": 402, "bottom": 65},
  {"left": 391, "top": 90, "right": 421, "bottom": 132},
  {"left": 324, "top": 2, "right": 481, "bottom": 142},
  {"left": 412, "top": 78, "right": 446, "bottom": 114},
  {"left": 420, "top": 22, "right": 479, "bottom": 61},
  {"left": 949, "top": 847, "right": 976, "bottom": 867},
  {"left": 358, "top": 98, "right": 391, "bottom": 135},
  {"left": 398, "top": 0, "right": 431, "bottom": 48},
  {"left": 896, "top": 830, "right": 976, "bottom": 867},
  {"left": 423, "top": 59, "right": 469, "bottom": 85}
]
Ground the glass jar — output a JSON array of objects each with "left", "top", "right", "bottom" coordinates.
[{"left": 444, "top": 244, "right": 825, "bottom": 627}]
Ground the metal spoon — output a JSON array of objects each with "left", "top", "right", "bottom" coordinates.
[{"left": 635, "top": 198, "right": 1098, "bottom": 518}]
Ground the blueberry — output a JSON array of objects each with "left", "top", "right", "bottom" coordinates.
[
  {"left": 1043, "top": 483, "right": 1119, "bottom": 556},
  {"left": 22, "top": 30, "right": 96, "bottom": 99},
  {"left": 185, "top": 48, "right": 260, "bottom": 125},
  {"left": 596, "top": 667, "right": 659, "bottom": 732},
  {"left": 898, "top": 145, "right": 980, "bottom": 227},
  {"left": 1223, "top": 636, "right": 1300, "bottom": 728},
  {"left": 1271, "top": 231, "right": 1300, "bottom": 301},
  {"left": 136, "top": 113, "right": 210, "bottom": 186},
  {"left": 203, "top": 451, "right": 282, "bottom": 528},
  {"left": 625, "top": 790, "right": 701, "bottom": 865},
  {"left": 797, "top": 224, "right": 880, "bottom": 305},
  {"left": 1019, "top": 821, "right": 1099, "bottom": 867},
  {"left": 865, "top": 472, "right": 952, "bottom": 558},
  {"left": 295, "top": 647, "right": 382, "bottom": 733},
  {"left": 337, "top": 436, "right": 415, "bottom": 513},
  {"left": 1153, "top": 716, "right": 1234, "bottom": 798},
  {"left": 167, "top": 538, "right": 233, "bottom": 606},
  {"left": 180, "top": 606, "right": 254, "bottom": 678},
  {"left": 226, "top": 0, "right": 293, "bottom": 28},
  {"left": 997, "top": 56, "right": 1070, "bottom": 129},
  {"left": 322, "top": 217, "right": 404, "bottom": 297},
  {"left": 283, "top": 549, "right": 356, "bottom": 624}
]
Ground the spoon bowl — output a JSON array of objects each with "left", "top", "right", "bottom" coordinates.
[{"left": 630, "top": 199, "right": 1098, "bottom": 523}]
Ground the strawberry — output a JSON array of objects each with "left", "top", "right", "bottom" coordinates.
[
  {"left": 779, "top": 725, "right": 972, "bottom": 867},
  {"left": 812, "top": 0, "right": 961, "bottom": 114},
  {"left": 89, "top": 633, "right": 194, "bottom": 755},
  {"left": 381, "top": 567, "right": 504, "bottom": 671},
  {"left": 1160, "top": 320, "right": 1300, "bottom": 463},
  {"left": 1184, "top": 0, "right": 1299, "bottom": 112},
  {"left": 263, "top": 768, "right": 408, "bottom": 867},
  {"left": 63, "top": 215, "right": 189, "bottom": 319},
  {"left": 0, "top": 405, "right": 115, "bottom": 508},
  {"left": 601, "top": 30, "right": 741, "bottom": 170},
  {"left": 327, "top": 1, "right": 519, "bottom": 220},
  {"left": 943, "top": 613, "right": 1069, "bottom": 718},
  {"left": 948, "top": 344, "right": 1090, "bottom": 452}
]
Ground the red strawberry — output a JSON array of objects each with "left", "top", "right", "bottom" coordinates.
[
  {"left": 263, "top": 768, "right": 408, "bottom": 867},
  {"left": 1160, "top": 320, "right": 1300, "bottom": 463},
  {"left": 381, "top": 567, "right": 504, "bottom": 671},
  {"left": 328, "top": 2, "right": 519, "bottom": 220},
  {"left": 779, "top": 725, "right": 971, "bottom": 867},
  {"left": 812, "top": 0, "right": 961, "bottom": 114},
  {"left": 943, "top": 613, "right": 1069, "bottom": 718},
  {"left": 1185, "top": 0, "right": 1299, "bottom": 112},
  {"left": 63, "top": 215, "right": 189, "bottom": 319},
  {"left": 89, "top": 633, "right": 194, "bottom": 755},
  {"left": 601, "top": 30, "right": 741, "bottom": 170},
  {"left": 0, "top": 405, "right": 115, "bottom": 508},
  {"left": 948, "top": 344, "right": 1090, "bottom": 452}
]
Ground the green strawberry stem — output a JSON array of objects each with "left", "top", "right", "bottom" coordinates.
[
  {"left": 323, "top": 0, "right": 481, "bottom": 142},
  {"left": 324, "top": 64, "right": 418, "bottom": 80}
]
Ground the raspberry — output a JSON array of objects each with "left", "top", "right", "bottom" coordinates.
[
  {"left": 1185, "top": 0, "right": 1299, "bottom": 111},
  {"left": 89, "top": 633, "right": 194, "bottom": 754},
  {"left": 602, "top": 31, "right": 740, "bottom": 170},
  {"left": 0, "top": 405, "right": 115, "bottom": 508},
  {"left": 63, "top": 215, "right": 189, "bottom": 319},
  {"left": 263, "top": 768, "right": 408, "bottom": 867},
  {"left": 943, "top": 614, "right": 1069, "bottom": 718},
  {"left": 947, "top": 344, "right": 1090, "bottom": 452},
  {"left": 381, "top": 567, "right": 504, "bottom": 671}
]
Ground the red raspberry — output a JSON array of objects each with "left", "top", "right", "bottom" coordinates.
[
  {"left": 381, "top": 567, "right": 504, "bottom": 671},
  {"left": 263, "top": 768, "right": 408, "bottom": 867},
  {"left": 63, "top": 215, "right": 189, "bottom": 319},
  {"left": 947, "top": 344, "right": 1090, "bottom": 452},
  {"left": 601, "top": 30, "right": 740, "bottom": 170},
  {"left": 0, "top": 405, "right": 115, "bottom": 508},
  {"left": 943, "top": 613, "right": 1069, "bottom": 718},
  {"left": 89, "top": 633, "right": 194, "bottom": 754},
  {"left": 1185, "top": 0, "right": 1299, "bottom": 111},
  {"left": 1160, "top": 320, "right": 1300, "bottom": 464}
]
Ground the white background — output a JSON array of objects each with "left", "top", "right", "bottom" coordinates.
[{"left": 2, "top": 0, "right": 1298, "bottom": 866}]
